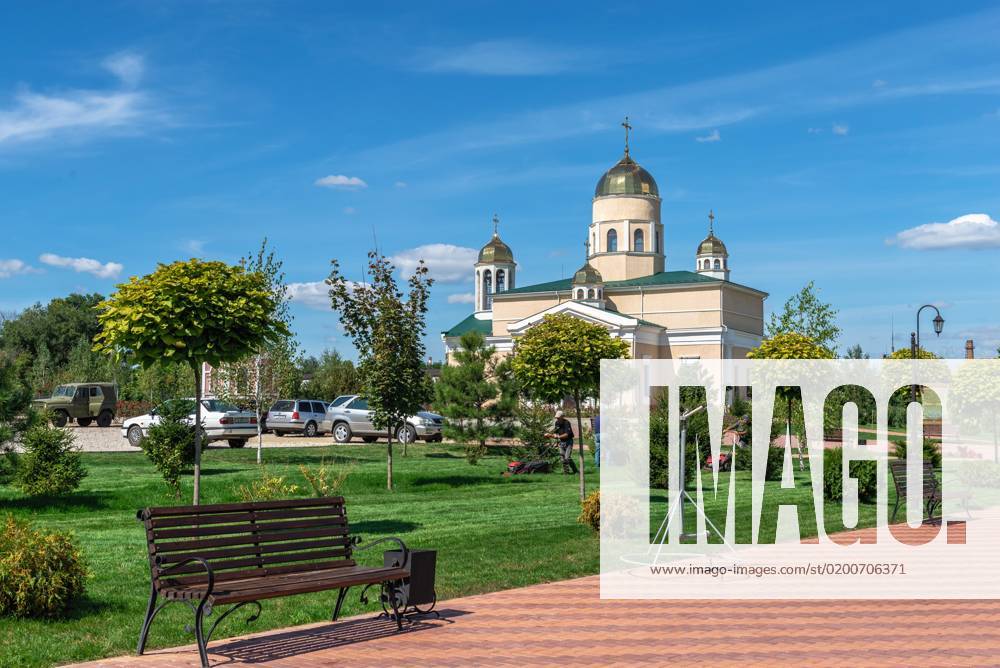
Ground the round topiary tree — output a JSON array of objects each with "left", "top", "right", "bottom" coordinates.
[{"left": 93, "top": 259, "right": 289, "bottom": 504}]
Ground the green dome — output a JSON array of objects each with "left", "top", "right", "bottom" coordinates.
[
  {"left": 595, "top": 154, "right": 659, "bottom": 198},
  {"left": 478, "top": 234, "right": 514, "bottom": 264},
  {"left": 572, "top": 261, "right": 603, "bottom": 285}
]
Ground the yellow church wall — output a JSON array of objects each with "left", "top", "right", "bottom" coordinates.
[
  {"left": 592, "top": 195, "right": 660, "bottom": 223},
  {"left": 721, "top": 286, "right": 765, "bottom": 335},
  {"left": 608, "top": 286, "right": 724, "bottom": 329},
  {"left": 491, "top": 293, "right": 565, "bottom": 336},
  {"left": 730, "top": 346, "right": 754, "bottom": 359},
  {"left": 663, "top": 342, "right": 724, "bottom": 359}
]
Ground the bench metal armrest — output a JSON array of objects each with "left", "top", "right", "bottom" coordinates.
[
  {"left": 351, "top": 536, "right": 410, "bottom": 571},
  {"left": 154, "top": 556, "right": 216, "bottom": 600}
]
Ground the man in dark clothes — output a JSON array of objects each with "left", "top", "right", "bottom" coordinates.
[{"left": 548, "top": 410, "right": 578, "bottom": 474}]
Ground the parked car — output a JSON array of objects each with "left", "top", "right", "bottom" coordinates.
[
  {"left": 33, "top": 382, "right": 117, "bottom": 428},
  {"left": 122, "top": 398, "right": 258, "bottom": 448},
  {"left": 322, "top": 395, "right": 444, "bottom": 444},
  {"left": 266, "top": 399, "right": 329, "bottom": 437}
]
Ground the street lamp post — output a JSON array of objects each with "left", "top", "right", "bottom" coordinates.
[{"left": 910, "top": 304, "right": 945, "bottom": 402}]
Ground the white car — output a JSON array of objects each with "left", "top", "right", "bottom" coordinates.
[
  {"left": 321, "top": 395, "right": 444, "bottom": 444},
  {"left": 122, "top": 398, "right": 258, "bottom": 449}
]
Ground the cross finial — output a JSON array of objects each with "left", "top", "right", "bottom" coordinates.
[
  {"left": 708, "top": 209, "right": 715, "bottom": 234},
  {"left": 622, "top": 116, "right": 632, "bottom": 157},
  {"left": 492, "top": 213, "right": 499, "bottom": 236}
]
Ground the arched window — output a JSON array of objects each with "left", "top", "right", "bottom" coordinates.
[
  {"left": 482, "top": 270, "right": 493, "bottom": 310},
  {"left": 714, "top": 259, "right": 721, "bottom": 270},
  {"left": 592, "top": 232, "right": 596, "bottom": 254},
  {"left": 588, "top": 288, "right": 595, "bottom": 299},
  {"left": 597, "top": 289, "right": 603, "bottom": 298},
  {"left": 576, "top": 289, "right": 584, "bottom": 299},
  {"left": 634, "top": 229, "right": 644, "bottom": 252},
  {"left": 496, "top": 269, "right": 506, "bottom": 293},
  {"left": 607, "top": 229, "right": 618, "bottom": 252},
  {"left": 654, "top": 230, "right": 660, "bottom": 254}
]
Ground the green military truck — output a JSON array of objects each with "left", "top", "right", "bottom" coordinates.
[{"left": 33, "top": 383, "right": 118, "bottom": 428}]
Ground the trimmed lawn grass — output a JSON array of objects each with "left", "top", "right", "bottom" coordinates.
[
  {"left": 1, "top": 444, "right": 894, "bottom": 667},
  {"left": 0, "top": 444, "right": 600, "bottom": 668}
]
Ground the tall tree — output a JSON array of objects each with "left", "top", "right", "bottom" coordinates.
[
  {"left": 0, "top": 293, "right": 104, "bottom": 375},
  {"left": 747, "top": 332, "right": 834, "bottom": 469},
  {"left": 327, "top": 250, "right": 433, "bottom": 490},
  {"left": 94, "top": 259, "right": 289, "bottom": 504},
  {"left": 510, "top": 314, "right": 630, "bottom": 500},
  {"left": 766, "top": 281, "right": 841, "bottom": 352},
  {"left": 216, "top": 240, "right": 299, "bottom": 464},
  {"left": 298, "top": 350, "right": 357, "bottom": 400},
  {"left": 434, "top": 330, "right": 501, "bottom": 450},
  {"left": 843, "top": 344, "right": 869, "bottom": 360}
]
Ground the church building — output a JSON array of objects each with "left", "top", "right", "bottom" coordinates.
[{"left": 442, "top": 121, "right": 767, "bottom": 362}]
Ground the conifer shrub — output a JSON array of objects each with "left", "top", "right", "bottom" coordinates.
[{"left": 0, "top": 515, "right": 88, "bottom": 618}]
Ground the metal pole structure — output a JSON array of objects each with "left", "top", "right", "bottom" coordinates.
[
  {"left": 911, "top": 304, "right": 944, "bottom": 403},
  {"left": 677, "top": 405, "right": 705, "bottom": 542}
]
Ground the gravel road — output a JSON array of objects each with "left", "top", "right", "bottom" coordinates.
[{"left": 62, "top": 425, "right": 339, "bottom": 452}]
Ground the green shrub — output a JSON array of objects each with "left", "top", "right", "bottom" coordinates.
[
  {"left": 732, "top": 444, "right": 786, "bottom": 481},
  {"left": 16, "top": 423, "right": 86, "bottom": 496},
  {"left": 141, "top": 401, "right": 196, "bottom": 497},
  {"left": 823, "top": 447, "right": 877, "bottom": 503},
  {"left": 464, "top": 442, "right": 487, "bottom": 465},
  {"left": 234, "top": 468, "right": 300, "bottom": 503},
  {"left": 578, "top": 491, "right": 600, "bottom": 532},
  {"left": 513, "top": 403, "right": 558, "bottom": 464},
  {"left": 890, "top": 438, "right": 942, "bottom": 470},
  {"left": 0, "top": 515, "right": 88, "bottom": 618},
  {"left": 299, "top": 460, "right": 353, "bottom": 496}
]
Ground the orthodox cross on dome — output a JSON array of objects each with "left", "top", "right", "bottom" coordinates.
[
  {"left": 492, "top": 213, "right": 500, "bottom": 236},
  {"left": 621, "top": 116, "right": 632, "bottom": 157},
  {"left": 708, "top": 209, "right": 715, "bottom": 235}
]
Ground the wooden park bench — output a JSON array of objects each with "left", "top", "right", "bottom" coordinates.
[
  {"left": 136, "top": 497, "right": 409, "bottom": 667},
  {"left": 889, "top": 459, "right": 941, "bottom": 523}
]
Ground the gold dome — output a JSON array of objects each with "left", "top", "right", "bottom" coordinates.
[
  {"left": 572, "top": 261, "right": 603, "bottom": 285},
  {"left": 478, "top": 233, "right": 514, "bottom": 264},
  {"left": 697, "top": 233, "right": 728, "bottom": 256},
  {"left": 594, "top": 154, "right": 659, "bottom": 198}
]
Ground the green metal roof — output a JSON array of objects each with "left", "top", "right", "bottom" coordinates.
[
  {"left": 442, "top": 313, "right": 492, "bottom": 338},
  {"left": 502, "top": 270, "right": 723, "bottom": 296}
]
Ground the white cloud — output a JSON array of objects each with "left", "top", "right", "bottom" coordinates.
[
  {"left": 184, "top": 240, "right": 206, "bottom": 255},
  {"left": 287, "top": 281, "right": 331, "bottom": 310},
  {"left": 0, "top": 89, "right": 147, "bottom": 146},
  {"left": 314, "top": 174, "right": 367, "bottom": 189},
  {"left": 103, "top": 51, "right": 144, "bottom": 87},
  {"left": 343, "top": 206, "right": 357, "bottom": 215},
  {"left": 413, "top": 39, "right": 590, "bottom": 76},
  {"left": 0, "top": 259, "right": 37, "bottom": 279},
  {"left": 872, "top": 79, "right": 887, "bottom": 88},
  {"left": 807, "top": 127, "right": 823, "bottom": 134},
  {"left": 39, "top": 253, "right": 122, "bottom": 278},
  {"left": 394, "top": 181, "right": 408, "bottom": 188},
  {"left": 390, "top": 244, "right": 478, "bottom": 284},
  {"left": 889, "top": 213, "right": 1000, "bottom": 250},
  {"left": 695, "top": 129, "right": 720, "bottom": 143},
  {"left": 447, "top": 292, "right": 475, "bottom": 304},
  {"left": 832, "top": 123, "right": 850, "bottom": 135}
]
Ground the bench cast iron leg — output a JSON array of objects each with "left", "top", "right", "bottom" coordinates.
[
  {"left": 387, "top": 581, "right": 403, "bottom": 631},
  {"left": 194, "top": 599, "right": 210, "bottom": 668},
  {"left": 332, "top": 587, "right": 349, "bottom": 621},
  {"left": 137, "top": 585, "right": 158, "bottom": 655}
]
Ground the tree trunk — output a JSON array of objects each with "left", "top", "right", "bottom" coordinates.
[
  {"left": 193, "top": 364, "right": 203, "bottom": 506},
  {"left": 255, "top": 354, "right": 263, "bottom": 465},
  {"left": 387, "top": 421, "right": 394, "bottom": 490},
  {"left": 790, "top": 394, "right": 804, "bottom": 471},
  {"left": 574, "top": 392, "right": 586, "bottom": 502}
]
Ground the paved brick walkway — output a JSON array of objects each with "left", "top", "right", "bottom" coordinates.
[{"left": 71, "top": 537, "right": 1000, "bottom": 668}]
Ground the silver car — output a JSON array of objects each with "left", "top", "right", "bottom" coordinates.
[
  {"left": 322, "top": 395, "right": 444, "bottom": 444},
  {"left": 266, "top": 399, "right": 328, "bottom": 437}
]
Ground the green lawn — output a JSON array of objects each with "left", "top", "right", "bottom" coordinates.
[
  {"left": 1, "top": 444, "right": 898, "bottom": 668},
  {"left": 0, "top": 444, "right": 600, "bottom": 668}
]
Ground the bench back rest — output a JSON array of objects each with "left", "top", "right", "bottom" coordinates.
[
  {"left": 889, "top": 460, "right": 939, "bottom": 497},
  {"left": 138, "top": 497, "right": 355, "bottom": 590}
]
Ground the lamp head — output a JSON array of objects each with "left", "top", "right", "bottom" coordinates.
[{"left": 933, "top": 313, "right": 944, "bottom": 335}]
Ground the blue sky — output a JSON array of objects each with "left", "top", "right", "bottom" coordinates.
[{"left": 2, "top": 1, "right": 1000, "bottom": 360}]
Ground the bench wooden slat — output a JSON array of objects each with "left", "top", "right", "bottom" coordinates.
[
  {"left": 153, "top": 529, "right": 350, "bottom": 555},
  {"left": 149, "top": 505, "right": 345, "bottom": 529},
  {"left": 166, "top": 558, "right": 359, "bottom": 586},
  {"left": 151, "top": 516, "right": 348, "bottom": 540},
  {"left": 162, "top": 547, "right": 352, "bottom": 577},
  {"left": 143, "top": 496, "right": 346, "bottom": 518},
  {"left": 155, "top": 537, "right": 349, "bottom": 565}
]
